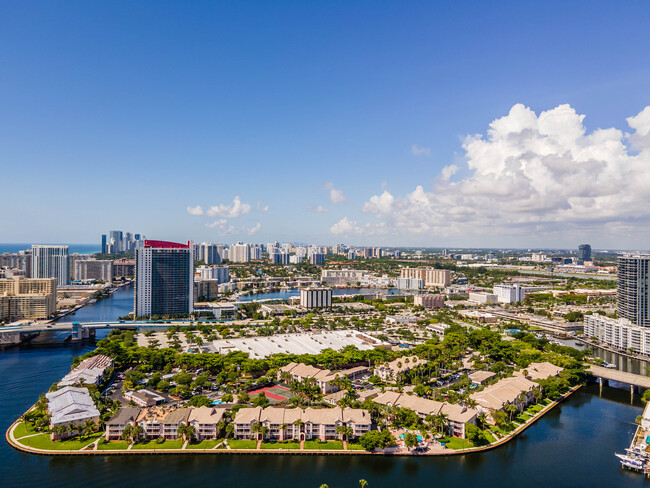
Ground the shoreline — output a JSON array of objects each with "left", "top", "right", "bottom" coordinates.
[{"left": 5, "top": 385, "right": 581, "bottom": 457}]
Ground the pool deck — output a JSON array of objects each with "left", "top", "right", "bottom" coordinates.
[{"left": 6, "top": 385, "right": 581, "bottom": 457}]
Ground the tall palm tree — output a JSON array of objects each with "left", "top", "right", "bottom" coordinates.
[{"left": 359, "top": 480, "right": 368, "bottom": 488}]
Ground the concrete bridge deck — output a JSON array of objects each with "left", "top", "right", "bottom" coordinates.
[{"left": 588, "top": 365, "right": 650, "bottom": 389}]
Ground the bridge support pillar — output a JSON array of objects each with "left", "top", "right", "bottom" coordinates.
[{"left": 71, "top": 323, "right": 91, "bottom": 341}]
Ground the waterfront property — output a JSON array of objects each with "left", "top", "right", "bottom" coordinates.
[
  {"left": 106, "top": 407, "right": 141, "bottom": 440},
  {"left": 58, "top": 354, "right": 113, "bottom": 387},
  {"left": 373, "top": 391, "right": 478, "bottom": 439},
  {"left": 234, "top": 406, "right": 372, "bottom": 441},
  {"left": 470, "top": 374, "right": 537, "bottom": 414},
  {"left": 46, "top": 386, "right": 100, "bottom": 440}
]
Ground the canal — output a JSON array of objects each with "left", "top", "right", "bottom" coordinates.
[{"left": 0, "top": 286, "right": 647, "bottom": 487}]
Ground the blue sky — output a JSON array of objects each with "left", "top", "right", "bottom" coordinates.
[{"left": 2, "top": 1, "right": 650, "bottom": 248}]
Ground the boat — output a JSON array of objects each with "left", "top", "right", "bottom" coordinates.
[{"left": 615, "top": 453, "right": 644, "bottom": 470}]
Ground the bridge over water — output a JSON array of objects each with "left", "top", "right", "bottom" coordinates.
[
  {"left": 0, "top": 320, "right": 206, "bottom": 345},
  {"left": 588, "top": 364, "right": 650, "bottom": 401}
]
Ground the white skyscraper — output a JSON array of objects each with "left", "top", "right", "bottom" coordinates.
[
  {"left": 229, "top": 242, "right": 251, "bottom": 263},
  {"left": 31, "top": 245, "right": 70, "bottom": 286}
]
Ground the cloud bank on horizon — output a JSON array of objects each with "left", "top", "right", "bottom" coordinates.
[{"left": 331, "top": 103, "right": 650, "bottom": 243}]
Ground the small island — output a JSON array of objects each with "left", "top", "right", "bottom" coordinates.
[{"left": 7, "top": 319, "right": 587, "bottom": 456}]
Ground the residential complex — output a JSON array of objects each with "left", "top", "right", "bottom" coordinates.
[
  {"left": 31, "top": 245, "right": 70, "bottom": 286},
  {"left": 233, "top": 406, "right": 371, "bottom": 441},
  {"left": 279, "top": 362, "right": 368, "bottom": 393},
  {"left": 0, "top": 276, "right": 57, "bottom": 321},
  {"left": 300, "top": 287, "right": 332, "bottom": 309},
  {"left": 617, "top": 253, "right": 650, "bottom": 327},
  {"left": 493, "top": 283, "right": 525, "bottom": 304},
  {"left": 135, "top": 240, "right": 193, "bottom": 317},
  {"left": 74, "top": 259, "right": 114, "bottom": 283},
  {"left": 46, "top": 387, "right": 100, "bottom": 440},
  {"left": 58, "top": 354, "right": 113, "bottom": 387},
  {"left": 414, "top": 294, "right": 445, "bottom": 309},
  {"left": 400, "top": 268, "right": 451, "bottom": 287}
]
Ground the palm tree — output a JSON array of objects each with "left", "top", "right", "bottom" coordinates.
[
  {"left": 251, "top": 421, "right": 262, "bottom": 440},
  {"left": 359, "top": 480, "right": 368, "bottom": 488},
  {"left": 336, "top": 425, "right": 354, "bottom": 442},
  {"left": 67, "top": 422, "right": 77, "bottom": 438},
  {"left": 121, "top": 424, "right": 133, "bottom": 442},
  {"left": 465, "top": 398, "right": 478, "bottom": 409},
  {"left": 476, "top": 412, "right": 488, "bottom": 430},
  {"left": 178, "top": 423, "right": 196, "bottom": 442},
  {"left": 434, "top": 413, "right": 449, "bottom": 435},
  {"left": 504, "top": 403, "right": 518, "bottom": 422},
  {"left": 131, "top": 424, "right": 144, "bottom": 443},
  {"left": 259, "top": 426, "right": 269, "bottom": 440},
  {"left": 84, "top": 419, "right": 96, "bottom": 437},
  {"left": 532, "top": 387, "right": 542, "bottom": 405}
]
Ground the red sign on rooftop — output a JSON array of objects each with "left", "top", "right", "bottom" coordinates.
[{"left": 143, "top": 240, "right": 190, "bottom": 249}]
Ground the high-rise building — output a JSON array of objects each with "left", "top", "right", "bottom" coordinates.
[
  {"left": 0, "top": 251, "right": 32, "bottom": 277},
  {"left": 75, "top": 259, "right": 114, "bottom": 283},
  {"left": 618, "top": 253, "right": 650, "bottom": 327},
  {"left": 31, "top": 245, "right": 70, "bottom": 286},
  {"left": 309, "top": 253, "right": 325, "bottom": 266},
  {"left": 197, "top": 265, "right": 230, "bottom": 283},
  {"left": 101, "top": 235, "right": 107, "bottom": 254},
  {"left": 109, "top": 231, "right": 123, "bottom": 253},
  {"left": 229, "top": 242, "right": 251, "bottom": 263},
  {"left": 578, "top": 244, "right": 592, "bottom": 263},
  {"left": 0, "top": 277, "right": 57, "bottom": 322},
  {"left": 135, "top": 240, "right": 193, "bottom": 317},
  {"left": 493, "top": 283, "right": 525, "bottom": 303},
  {"left": 195, "top": 242, "right": 222, "bottom": 264},
  {"left": 300, "top": 288, "right": 332, "bottom": 308},
  {"left": 400, "top": 268, "right": 451, "bottom": 288}
]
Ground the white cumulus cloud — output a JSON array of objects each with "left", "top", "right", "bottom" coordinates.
[
  {"left": 309, "top": 205, "right": 329, "bottom": 213},
  {"left": 206, "top": 196, "right": 252, "bottom": 218},
  {"left": 330, "top": 217, "right": 360, "bottom": 235},
  {"left": 323, "top": 182, "right": 346, "bottom": 204},
  {"left": 411, "top": 144, "right": 431, "bottom": 156},
  {"left": 248, "top": 223, "right": 261, "bottom": 235},
  {"left": 186, "top": 205, "right": 203, "bottom": 216},
  {"left": 344, "top": 103, "right": 650, "bottom": 244}
]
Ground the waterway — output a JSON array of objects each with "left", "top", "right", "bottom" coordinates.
[
  {"left": 239, "top": 287, "right": 406, "bottom": 302},
  {"left": 0, "top": 287, "right": 647, "bottom": 487}
]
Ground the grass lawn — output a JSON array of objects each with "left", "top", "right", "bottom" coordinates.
[
  {"left": 98, "top": 440, "right": 130, "bottom": 450},
  {"left": 542, "top": 398, "right": 552, "bottom": 406},
  {"left": 442, "top": 437, "right": 474, "bottom": 450},
  {"left": 516, "top": 413, "right": 532, "bottom": 423},
  {"left": 227, "top": 439, "right": 258, "bottom": 449},
  {"left": 13, "top": 421, "right": 37, "bottom": 439},
  {"left": 187, "top": 440, "right": 221, "bottom": 449},
  {"left": 260, "top": 441, "right": 301, "bottom": 450},
  {"left": 132, "top": 440, "right": 184, "bottom": 450},
  {"left": 484, "top": 431, "right": 497, "bottom": 443},
  {"left": 19, "top": 433, "right": 102, "bottom": 451},
  {"left": 346, "top": 442, "right": 366, "bottom": 451},
  {"left": 527, "top": 404, "right": 544, "bottom": 414},
  {"left": 303, "top": 440, "right": 344, "bottom": 450}
]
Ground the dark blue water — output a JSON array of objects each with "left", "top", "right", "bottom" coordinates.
[
  {"left": 239, "top": 287, "right": 405, "bottom": 302},
  {"left": 0, "top": 285, "right": 646, "bottom": 487},
  {"left": 0, "top": 243, "right": 100, "bottom": 254}
]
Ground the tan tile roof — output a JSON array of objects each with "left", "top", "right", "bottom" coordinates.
[
  {"left": 234, "top": 406, "right": 263, "bottom": 424},
  {"left": 470, "top": 374, "right": 536, "bottom": 410},
  {"left": 441, "top": 403, "right": 478, "bottom": 423},
  {"left": 188, "top": 406, "right": 225, "bottom": 424},
  {"left": 525, "top": 362, "right": 563, "bottom": 380},
  {"left": 469, "top": 371, "right": 497, "bottom": 384}
]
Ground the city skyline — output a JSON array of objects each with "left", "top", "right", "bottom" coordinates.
[{"left": 3, "top": 2, "right": 650, "bottom": 248}]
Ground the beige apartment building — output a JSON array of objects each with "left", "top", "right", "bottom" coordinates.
[
  {"left": 0, "top": 276, "right": 57, "bottom": 321},
  {"left": 400, "top": 268, "right": 451, "bottom": 287}
]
